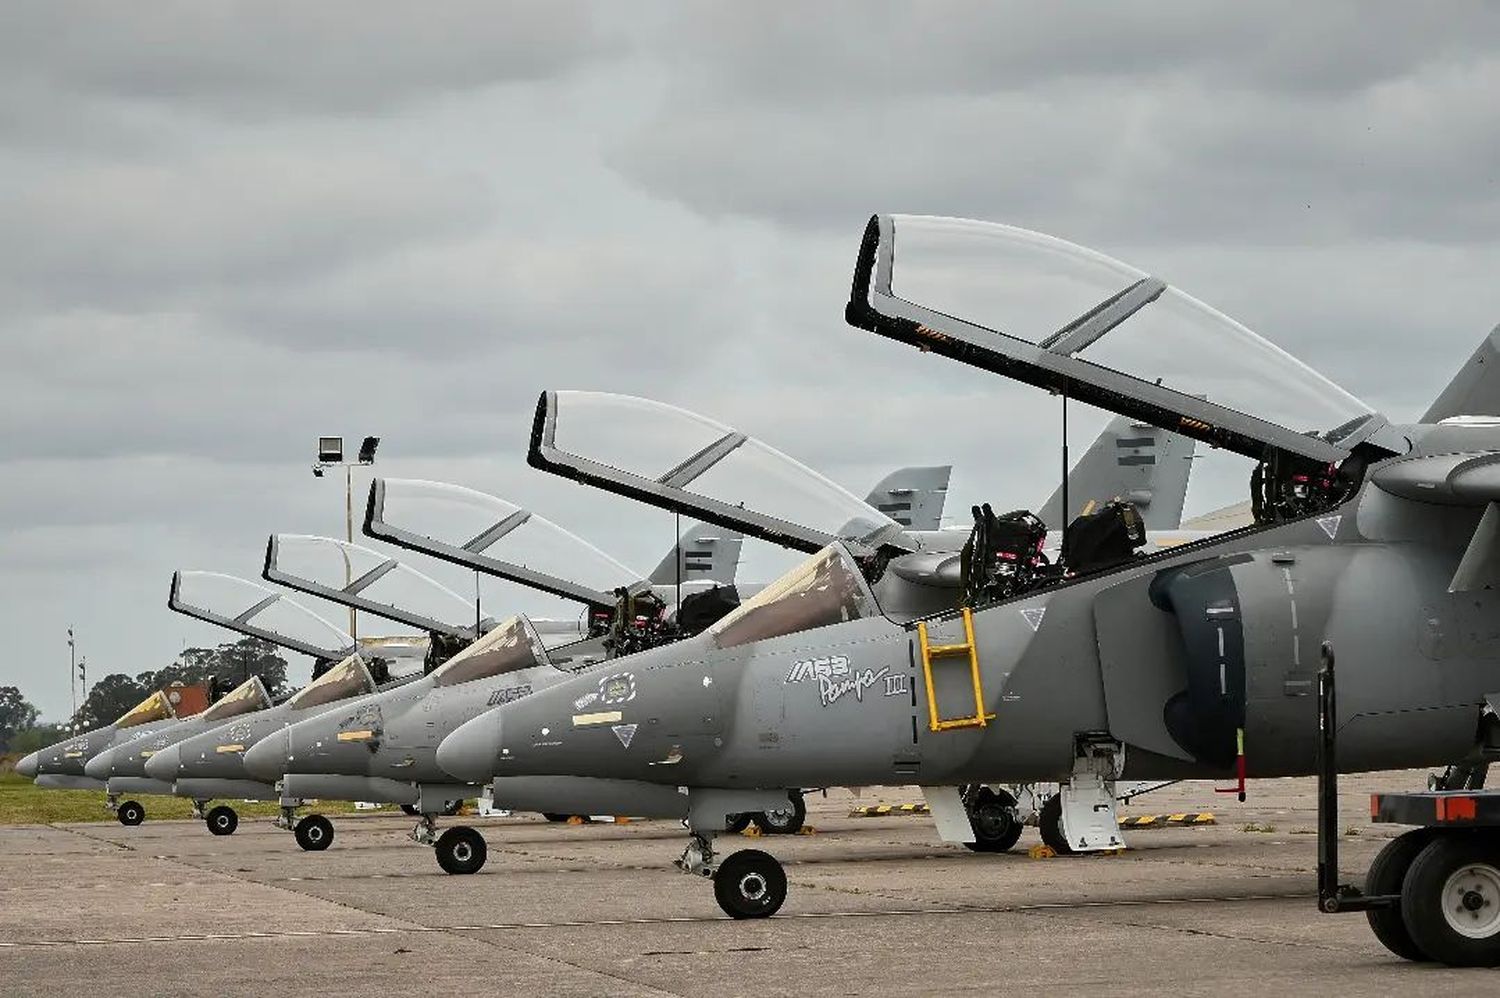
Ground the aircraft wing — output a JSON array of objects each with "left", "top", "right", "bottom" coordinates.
[
  {"left": 528, "top": 390, "right": 913, "bottom": 555},
  {"left": 845, "top": 214, "right": 1400, "bottom": 465},
  {"left": 168, "top": 570, "right": 356, "bottom": 661},
  {"left": 262, "top": 534, "right": 492, "bottom": 640},
  {"left": 364, "top": 478, "right": 644, "bottom": 610}
]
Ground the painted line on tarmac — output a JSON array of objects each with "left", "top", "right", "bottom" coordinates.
[{"left": 0, "top": 892, "right": 1313, "bottom": 950}]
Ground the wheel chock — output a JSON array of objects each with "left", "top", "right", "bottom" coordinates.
[
  {"left": 1028, "top": 844, "right": 1057, "bottom": 860},
  {"left": 566, "top": 815, "right": 587, "bottom": 825},
  {"left": 742, "top": 825, "right": 763, "bottom": 837},
  {"left": 796, "top": 825, "right": 816, "bottom": 836}
]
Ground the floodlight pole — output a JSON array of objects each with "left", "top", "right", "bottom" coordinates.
[
  {"left": 346, "top": 463, "right": 355, "bottom": 639},
  {"left": 67, "top": 628, "right": 76, "bottom": 720}
]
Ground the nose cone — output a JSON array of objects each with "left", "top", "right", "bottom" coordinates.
[
  {"left": 143, "top": 743, "right": 181, "bottom": 783},
  {"left": 436, "top": 712, "right": 502, "bottom": 783},
  {"left": 242, "top": 728, "right": 290, "bottom": 783},
  {"left": 83, "top": 747, "right": 115, "bottom": 780},
  {"left": 14, "top": 751, "right": 39, "bottom": 779}
]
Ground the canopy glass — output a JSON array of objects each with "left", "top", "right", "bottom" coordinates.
[
  {"left": 198, "top": 677, "right": 273, "bottom": 722},
  {"left": 708, "top": 543, "right": 880, "bottom": 650},
  {"left": 432, "top": 615, "right": 552, "bottom": 688},
  {"left": 115, "top": 690, "right": 175, "bottom": 729},
  {"left": 170, "top": 571, "right": 353, "bottom": 660},
  {"left": 285, "top": 655, "right": 375, "bottom": 712}
]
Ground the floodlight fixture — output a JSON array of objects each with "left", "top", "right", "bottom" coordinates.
[
  {"left": 358, "top": 436, "right": 380, "bottom": 464},
  {"left": 318, "top": 436, "right": 344, "bottom": 463}
]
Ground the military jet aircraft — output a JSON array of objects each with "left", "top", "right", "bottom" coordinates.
[
  {"left": 12, "top": 684, "right": 210, "bottom": 823},
  {"left": 430, "top": 215, "right": 1500, "bottom": 934},
  {"left": 152, "top": 570, "right": 429, "bottom": 846}
]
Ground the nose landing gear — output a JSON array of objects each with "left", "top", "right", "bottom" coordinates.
[
  {"left": 676, "top": 830, "right": 789, "bottom": 919},
  {"left": 205, "top": 804, "right": 239, "bottom": 836},
  {"left": 410, "top": 806, "right": 487, "bottom": 874},
  {"left": 115, "top": 799, "right": 145, "bottom": 826},
  {"left": 294, "top": 813, "right": 333, "bottom": 851}
]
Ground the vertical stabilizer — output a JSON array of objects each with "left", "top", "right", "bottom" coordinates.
[
  {"left": 865, "top": 466, "right": 952, "bottom": 530},
  {"left": 1422, "top": 325, "right": 1500, "bottom": 423},
  {"left": 1037, "top": 416, "right": 1196, "bottom": 531},
  {"left": 648, "top": 522, "right": 744, "bottom": 585}
]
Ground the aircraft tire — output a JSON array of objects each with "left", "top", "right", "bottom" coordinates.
[
  {"left": 1402, "top": 832, "right": 1500, "bottom": 966},
  {"left": 541, "top": 813, "right": 571, "bottom": 823},
  {"left": 1038, "top": 795, "right": 1074, "bottom": 855},
  {"left": 206, "top": 805, "right": 239, "bottom": 837},
  {"left": 725, "top": 813, "right": 753, "bottom": 834},
  {"left": 400, "top": 804, "right": 420, "bottom": 816},
  {"left": 435, "top": 826, "right": 487, "bottom": 875},
  {"left": 713, "top": 849, "right": 787, "bottom": 919},
  {"left": 117, "top": 800, "right": 145, "bottom": 827},
  {"left": 1364, "top": 829, "right": 1434, "bottom": 961},
  {"left": 963, "top": 786, "right": 1024, "bottom": 853},
  {"left": 294, "top": 814, "right": 334, "bottom": 852},
  {"left": 751, "top": 793, "right": 806, "bottom": 835}
]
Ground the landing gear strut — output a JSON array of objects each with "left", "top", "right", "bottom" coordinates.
[{"left": 676, "top": 829, "right": 788, "bottom": 919}]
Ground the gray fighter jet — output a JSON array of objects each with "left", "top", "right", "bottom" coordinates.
[
  {"left": 152, "top": 570, "right": 429, "bottom": 846},
  {"left": 431, "top": 215, "right": 1500, "bottom": 936}
]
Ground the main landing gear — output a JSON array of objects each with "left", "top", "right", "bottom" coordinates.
[
  {"left": 410, "top": 807, "right": 487, "bottom": 875},
  {"left": 676, "top": 832, "right": 788, "bottom": 919},
  {"left": 961, "top": 786, "right": 1024, "bottom": 853},
  {"left": 106, "top": 793, "right": 145, "bottom": 826}
]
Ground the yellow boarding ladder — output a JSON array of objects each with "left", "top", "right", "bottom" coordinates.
[{"left": 916, "top": 607, "right": 995, "bottom": 732}]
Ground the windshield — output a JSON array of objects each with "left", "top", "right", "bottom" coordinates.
[
  {"left": 876, "top": 215, "right": 1373, "bottom": 450},
  {"left": 368, "top": 478, "right": 640, "bottom": 604},
  {"left": 432, "top": 615, "right": 551, "bottom": 688},
  {"left": 543, "top": 392, "right": 904, "bottom": 551},
  {"left": 267, "top": 535, "right": 487, "bottom": 636},
  {"left": 198, "top": 677, "right": 272, "bottom": 722},
  {"left": 170, "top": 571, "right": 353, "bottom": 660},
  {"left": 708, "top": 544, "right": 879, "bottom": 650},
  {"left": 115, "top": 690, "right": 175, "bottom": 728},
  {"left": 286, "top": 656, "right": 374, "bottom": 711}
]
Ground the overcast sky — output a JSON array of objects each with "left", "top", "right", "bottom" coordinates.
[{"left": 4, "top": 2, "right": 1499, "bottom": 720}]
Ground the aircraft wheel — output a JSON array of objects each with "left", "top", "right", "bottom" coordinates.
[
  {"left": 541, "top": 813, "right": 571, "bottom": 823},
  {"left": 441, "top": 799, "right": 465, "bottom": 817},
  {"left": 964, "top": 786, "right": 1024, "bottom": 853},
  {"left": 1402, "top": 833, "right": 1500, "bottom": 966},
  {"left": 205, "top": 805, "right": 239, "bottom": 837},
  {"left": 1365, "top": 829, "right": 1434, "bottom": 961},
  {"left": 117, "top": 800, "right": 145, "bottom": 827},
  {"left": 294, "top": 814, "right": 334, "bottom": 852},
  {"left": 713, "top": 849, "right": 787, "bottom": 919},
  {"left": 400, "top": 804, "right": 420, "bottom": 816},
  {"left": 1038, "top": 795, "right": 1074, "bottom": 855},
  {"left": 725, "top": 813, "right": 753, "bottom": 834},
  {"left": 435, "top": 826, "right": 487, "bottom": 875},
  {"left": 751, "top": 793, "right": 806, "bottom": 835}
]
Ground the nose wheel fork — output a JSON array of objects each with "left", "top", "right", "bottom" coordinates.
[{"left": 675, "top": 832, "right": 788, "bottom": 919}]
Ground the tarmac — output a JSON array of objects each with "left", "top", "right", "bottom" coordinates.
[{"left": 0, "top": 771, "right": 1492, "bottom": 996}]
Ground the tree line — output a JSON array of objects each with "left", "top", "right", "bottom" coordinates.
[{"left": 0, "top": 637, "right": 290, "bottom": 754}]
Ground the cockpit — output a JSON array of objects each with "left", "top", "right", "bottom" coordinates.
[
  {"left": 708, "top": 544, "right": 880, "bottom": 650},
  {"left": 115, "top": 690, "right": 175, "bottom": 729},
  {"left": 198, "top": 677, "right": 273, "bottom": 722},
  {"left": 285, "top": 656, "right": 375, "bottom": 712},
  {"left": 431, "top": 615, "right": 553, "bottom": 688}
]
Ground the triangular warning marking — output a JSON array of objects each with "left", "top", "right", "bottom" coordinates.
[
  {"left": 1020, "top": 607, "right": 1046, "bottom": 631},
  {"left": 611, "top": 724, "right": 637, "bottom": 749},
  {"left": 1316, "top": 515, "right": 1341, "bottom": 540}
]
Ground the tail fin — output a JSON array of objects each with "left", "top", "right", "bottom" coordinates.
[
  {"left": 1422, "top": 325, "right": 1500, "bottom": 423},
  {"left": 864, "top": 466, "right": 952, "bottom": 530},
  {"left": 648, "top": 522, "right": 744, "bottom": 585},
  {"left": 1037, "top": 416, "right": 1196, "bottom": 531}
]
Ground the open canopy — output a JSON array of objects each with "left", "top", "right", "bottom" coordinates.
[
  {"left": 264, "top": 535, "right": 492, "bottom": 640},
  {"left": 530, "top": 391, "right": 910, "bottom": 554},
  {"left": 847, "top": 215, "right": 1397, "bottom": 464},
  {"left": 169, "top": 571, "right": 355, "bottom": 661},
  {"left": 198, "top": 676, "right": 273, "bottom": 722},
  {"left": 366, "top": 478, "right": 642, "bottom": 609},
  {"left": 707, "top": 543, "right": 881, "bottom": 650},
  {"left": 285, "top": 655, "right": 376, "bottom": 712},
  {"left": 431, "top": 614, "right": 554, "bottom": 688}
]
